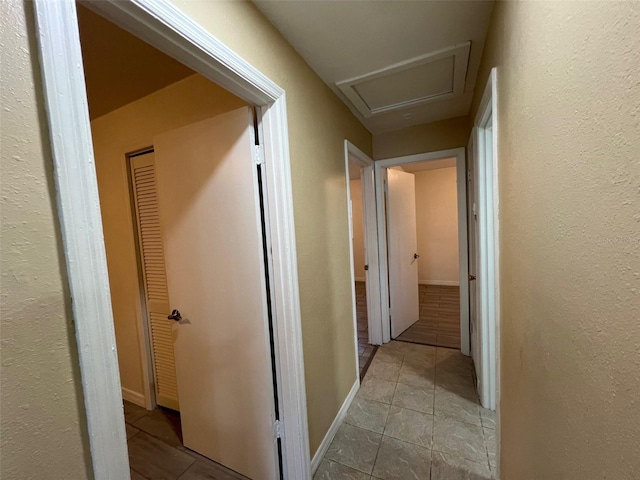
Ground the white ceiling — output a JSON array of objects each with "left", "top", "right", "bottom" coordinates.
[{"left": 254, "top": 1, "right": 494, "bottom": 134}]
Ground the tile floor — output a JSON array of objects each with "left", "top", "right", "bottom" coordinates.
[
  {"left": 356, "top": 281, "right": 377, "bottom": 378},
  {"left": 396, "top": 285, "right": 461, "bottom": 348},
  {"left": 123, "top": 401, "right": 247, "bottom": 479},
  {"left": 315, "top": 341, "right": 496, "bottom": 480}
]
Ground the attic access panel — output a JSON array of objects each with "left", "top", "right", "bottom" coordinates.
[{"left": 337, "top": 42, "right": 471, "bottom": 118}]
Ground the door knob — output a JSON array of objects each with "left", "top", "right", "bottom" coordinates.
[
  {"left": 469, "top": 275, "right": 476, "bottom": 281},
  {"left": 168, "top": 309, "right": 182, "bottom": 322}
]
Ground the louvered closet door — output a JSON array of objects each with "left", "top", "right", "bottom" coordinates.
[{"left": 130, "top": 152, "right": 179, "bottom": 411}]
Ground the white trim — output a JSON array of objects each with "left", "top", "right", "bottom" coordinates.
[
  {"left": 473, "top": 68, "right": 499, "bottom": 410},
  {"left": 471, "top": 66, "right": 500, "bottom": 477},
  {"left": 344, "top": 152, "right": 361, "bottom": 377},
  {"left": 345, "top": 141, "right": 383, "bottom": 346},
  {"left": 32, "top": 1, "right": 310, "bottom": 479},
  {"left": 374, "top": 148, "right": 470, "bottom": 355},
  {"left": 32, "top": 1, "right": 129, "bottom": 477},
  {"left": 419, "top": 280, "right": 460, "bottom": 286},
  {"left": 310, "top": 379, "right": 359, "bottom": 474},
  {"left": 336, "top": 42, "right": 471, "bottom": 118},
  {"left": 122, "top": 388, "right": 147, "bottom": 408}
]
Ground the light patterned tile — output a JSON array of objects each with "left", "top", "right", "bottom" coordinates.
[
  {"left": 314, "top": 459, "right": 371, "bottom": 480},
  {"left": 436, "top": 370, "right": 477, "bottom": 400},
  {"left": 483, "top": 428, "right": 496, "bottom": 456},
  {"left": 371, "top": 436, "right": 431, "bottom": 480},
  {"left": 480, "top": 408, "right": 496, "bottom": 430},
  {"left": 326, "top": 424, "right": 382, "bottom": 474},
  {"left": 431, "top": 451, "right": 492, "bottom": 480},
  {"left": 374, "top": 347, "right": 404, "bottom": 365},
  {"left": 383, "top": 406, "right": 433, "bottom": 448},
  {"left": 397, "top": 363, "right": 435, "bottom": 389},
  {"left": 344, "top": 396, "right": 390, "bottom": 434},
  {"left": 367, "top": 358, "right": 402, "bottom": 382},
  {"left": 434, "top": 388, "right": 481, "bottom": 426},
  {"left": 391, "top": 382, "right": 434, "bottom": 415},
  {"left": 358, "top": 376, "right": 397, "bottom": 404},
  {"left": 433, "top": 417, "right": 487, "bottom": 464}
]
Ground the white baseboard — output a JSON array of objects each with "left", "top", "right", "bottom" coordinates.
[
  {"left": 354, "top": 276, "right": 366, "bottom": 282},
  {"left": 310, "top": 378, "right": 360, "bottom": 474},
  {"left": 122, "top": 387, "right": 146, "bottom": 407},
  {"left": 419, "top": 280, "right": 460, "bottom": 286}
]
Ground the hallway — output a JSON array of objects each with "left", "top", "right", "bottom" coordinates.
[{"left": 315, "top": 341, "right": 495, "bottom": 479}]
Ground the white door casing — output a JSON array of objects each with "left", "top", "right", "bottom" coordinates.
[
  {"left": 467, "top": 131, "right": 480, "bottom": 376},
  {"left": 374, "top": 149, "right": 469, "bottom": 353},
  {"left": 344, "top": 141, "right": 382, "bottom": 346},
  {"left": 154, "top": 108, "right": 278, "bottom": 479},
  {"left": 386, "top": 169, "right": 420, "bottom": 338},
  {"left": 473, "top": 68, "right": 499, "bottom": 412}
]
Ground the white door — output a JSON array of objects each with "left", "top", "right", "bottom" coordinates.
[
  {"left": 467, "top": 132, "right": 480, "bottom": 371},
  {"left": 154, "top": 107, "right": 278, "bottom": 479},
  {"left": 386, "top": 169, "right": 420, "bottom": 338}
]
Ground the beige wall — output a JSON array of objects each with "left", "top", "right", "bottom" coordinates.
[
  {"left": 0, "top": 1, "right": 91, "bottom": 478},
  {"left": 91, "top": 74, "right": 247, "bottom": 401},
  {"left": 414, "top": 168, "right": 459, "bottom": 285},
  {"left": 168, "top": 1, "right": 372, "bottom": 454},
  {"left": 373, "top": 116, "right": 470, "bottom": 160},
  {"left": 349, "top": 180, "right": 366, "bottom": 280},
  {"left": 473, "top": 2, "right": 640, "bottom": 478}
]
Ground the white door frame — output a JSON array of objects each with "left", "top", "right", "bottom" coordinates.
[
  {"left": 473, "top": 67, "right": 500, "bottom": 414},
  {"left": 32, "top": 1, "right": 310, "bottom": 479},
  {"left": 344, "top": 141, "right": 383, "bottom": 349},
  {"left": 374, "top": 148, "right": 470, "bottom": 355}
]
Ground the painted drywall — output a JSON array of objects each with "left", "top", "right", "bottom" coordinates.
[
  {"left": 414, "top": 167, "right": 459, "bottom": 285},
  {"left": 77, "top": 4, "right": 193, "bottom": 119},
  {"left": 472, "top": 2, "right": 640, "bottom": 478},
  {"left": 350, "top": 179, "right": 365, "bottom": 281},
  {"left": 90, "top": 74, "right": 247, "bottom": 402},
  {"left": 0, "top": 1, "right": 91, "bottom": 478},
  {"left": 169, "top": 1, "right": 373, "bottom": 455},
  {"left": 373, "top": 115, "right": 470, "bottom": 160}
]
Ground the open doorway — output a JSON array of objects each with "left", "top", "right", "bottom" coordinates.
[
  {"left": 77, "top": 5, "right": 280, "bottom": 479},
  {"left": 374, "top": 148, "right": 470, "bottom": 354},
  {"left": 34, "top": 1, "right": 310, "bottom": 478},
  {"left": 392, "top": 159, "right": 462, "bottom": 348},
  {"left": 344, "top": 142, "right": 381, "bottom": 378}
]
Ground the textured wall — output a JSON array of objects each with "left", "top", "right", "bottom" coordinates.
[
  {"left": 169, "top": 1, "right": 372, "bottom": 455},
  {"left": 472, "top": 2, "right": 640, "bottom": 478},
  {"left": 414, "top": 167, "right": 459, "bottom": 285},
  {"left": 91, "top": 74, "right": 247, "bottom": 404},
  {"left": 373, "top": 116, "right": 470, "bottom": 160},
  {"left": 0, "top": 1, "right": 91, "bottom": 478}
]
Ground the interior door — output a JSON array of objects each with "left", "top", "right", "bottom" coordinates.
[
  {"left": 153, "top": 107, "right": 278, "bottom": 479},
  {"left": 386, "top": 169, "right": 420, "bottom": 338},
  {"left": 130, "top": 152, "right": 179, "bottom": 411},
  {"left": 468, "top": 131, "right": 480, "bottom": 375}
]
